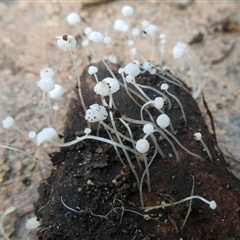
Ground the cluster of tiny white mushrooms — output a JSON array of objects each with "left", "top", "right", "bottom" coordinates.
[{"left": 0, "top": 5, "right": 216, "bottom": 234}]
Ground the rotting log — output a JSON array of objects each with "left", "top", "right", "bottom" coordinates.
[{"left": 35, "top": 62, "right": 240, "bottom": 240}]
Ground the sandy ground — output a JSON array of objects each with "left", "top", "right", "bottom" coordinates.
[{"left": 0, "top": 1, "right": 240, "bottom": 239}]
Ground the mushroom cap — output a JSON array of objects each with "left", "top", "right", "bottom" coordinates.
[
  {"left": 103, "top": 77, "right": 120, "bottom": 94},
  {"left": 172, "top": 41, "right": 186, "bottom": 59},
  {"left": 85, "top": 104, "right": 108, "bottom": 123},
  {"left": 194, "top": 132, "right": 202, "bottom": 141},
  {"left": 40, "top": 68, "right": 54, "bottom": 79},
  {"left": 121, "top": 5, "right": 134, "bottom": 17},
  {"left": 66, "top": 12, "right": 81, "bottom": 25},
  {"left": 114, "top": 19, "right": 129, "bottom": 33},
  {"left": 38, "top": 77, "right": 55, "bottom": 92},
  {"left": 88, "top": 66, "right": 98, "bottom": 75},
  {"left": 154, "top": 97, "right": 164, "bottom": 109},
  {"left": 49, "top": 84, "right": 64, "bottom": 99},
  {"left": 136, "top": 139, "right": 150, "bottom": 153},
  {"left": 124, "top": 62, "right": 140, "bottom": 77},
  {"left": 156, "top": 114, "right": 170, "bottom": 129},
  {"left": 56, "top": 35, "right": 77, "bottom": 51},
  {"left": 143, "top": 124, "right": 154, "bottom": 134},
  {"left": 2, "top": 116, "right": 14, "bottom": 129},
  {"left": 88, "top": 31, "right": 104, "bottom": 43},
  {"left": 36, "top": 128, "right": 58, "bottom": 146}
]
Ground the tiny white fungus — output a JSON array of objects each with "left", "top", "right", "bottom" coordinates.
[
  {"left": 84, "top": 128, "right": 91, "bottom": 135},
  {"left": 114, "top": 19, "right": 129, "bottom": 33},
  {"left": 143, "top": 124, "right": 154, "bottom": 134},
  {"left": 2, "top": 116, "right": 14, "bottom": 129},
  {"left": 40, "top": 68, "right": 54, "bottom": 78},
  {"left": 25, "top": 217, "right": 40, "bottom": 230},
  {"left": 94, "top": 81, "right": 111, "bottom": 96},
  {"left": 102, "top": 77, "right": 120, "bottom": 94},
  {"left": 154, "top": 97, "right": 164, "bottom": 109},
  {"left": 88, "top": 31, "right": 104, "bottom": 43},
  {"left": 121, "top": 5, "right": 134, "bottom": 17},
  {"left": 88, "top": 66, "right": 98, "bottom": 75},
  {"left": 136, "top": 139, "right": 150, "bottom": 153},
  {"left": 156, "top": 114, "right": 170, "bottom": 129},
  {"left": 132, "top": 28, "right": 140, "bottom": 36},
  {"left": 125, "top": 75, "right": 135, "bottom": 84},
  {"left": 160, "top": 83, "right": 169, "bottom": 90},
  {"left": 84, "top": 27, "right": 93, "bottom": 36},
  {"left": 36, "top": 128, "right": 58, "bottom": 146},
  {"left": 85, "top": 104, "right": 108, "bottom": 123},
  {"left": 38, "top": 77, "right": 55, "bottom": 92},
  {"left": 28, "top": 131, "right": 36, "bottom": 139},
  {"left": 103, "top": 36, "right": 112, "bottom": 44},
  {"left": 172, "top": 41, "right": 186, "bottom": 59},
  {"left": 56, "top": 35, "right": 77, "bottom": 52},
  {"left": 124, "top": 62, "right": 140, "bottom": 77},
  {"left": 194, "top": 132, "right": 202, "bottom": 141},
  {"left": 53, "top": 105, "right": 60, "bottom": 111},
  {"left": 66, "top": 12, "right": 80, "bottom": 25},
  {"left": 49, "top": 84, "right": 64, "bottom": 99}
]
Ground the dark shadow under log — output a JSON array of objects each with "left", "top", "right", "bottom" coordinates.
[{"left": 35, "top": 62, "right": 240, "bottom": 240}]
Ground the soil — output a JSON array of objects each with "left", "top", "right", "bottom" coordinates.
[{"left": 35, "top": 62, "right": 240, "bottom": 240}]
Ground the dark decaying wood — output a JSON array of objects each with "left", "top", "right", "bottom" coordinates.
[{"left": 34, "top": 62, "right": 240, "bottom": 240}]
